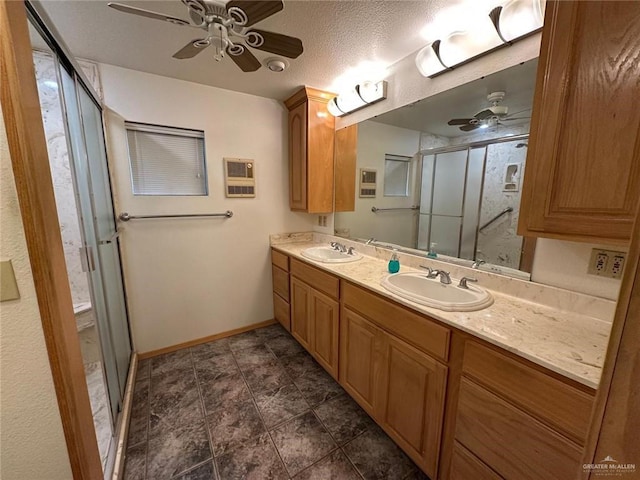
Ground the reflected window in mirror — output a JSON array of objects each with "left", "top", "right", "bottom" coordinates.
[{"left": 384, "top": 154, "right": 411, "bottom": 197}]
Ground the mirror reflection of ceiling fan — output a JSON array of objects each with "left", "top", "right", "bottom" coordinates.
[
  {"left": 107, "top": 0, "right": 303, "bottom": 72},
  {"left": 447, "top": 92, "right": 531, "bottom": 132}
]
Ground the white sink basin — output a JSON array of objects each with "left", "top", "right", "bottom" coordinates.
[
  {"left": 301, "top": 246, "right": 363, "bottom": 263},
  {"left": 381, "top": 272, "right": 493, "bottom": 311}
]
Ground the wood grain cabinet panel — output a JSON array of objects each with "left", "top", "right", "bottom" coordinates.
[
  {"left": 271, "top": 249, "right": 289, "bottom": 272},
  {"left": 290, "top": 276, "right": 312, "bottom": 350},
  {"left": 450, "top": 442, "right": 503, "bottom": 480},
  {"left": 284, "top": 87, "right": 335, "bottom": 213},
  {"left": 310, "top": 289, "right": 339, "bottom": 378},
  {"left": 455, "top": 378, "right": 583, "bottom": 480},
  {"left": 272, "top": 265, "right": 290, "bottom": 302},
  {"left": 377, "top": 335, "right": 447, "bottom": 478},
  {"left": 339, "top": 307, "right": 384, "bottom": 415},
  {"left": 291, "top": 258, "right": 339, "bottom": 299},
  {"left": 462, "top": 341, "right": 594, "bottom": 445},
  {"left": 273, "top": 292, "right": 290, "bottom": 331},
  {"left": 519, "top": 1, "right": 640, "bottom": 242}
]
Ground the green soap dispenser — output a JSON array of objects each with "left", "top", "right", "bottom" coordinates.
[{"left": 388, "top": 250, "right": 400, "bottom": 273}]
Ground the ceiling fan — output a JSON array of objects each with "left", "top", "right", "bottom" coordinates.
[
  {"left": 447, "top": 92, "right": 530, "bottom": 132},
  {"left": 107, "top": 0, "right": 303, "bottom": 72}
]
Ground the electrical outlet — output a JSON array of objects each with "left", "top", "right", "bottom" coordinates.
[{"left": 588, "top": 249, "right": 627, "bottom": 278}]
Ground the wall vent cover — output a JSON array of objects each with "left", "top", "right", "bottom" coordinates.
[
  {"left": 224, "top": 158, "right": 255, "bottom": 198},
  {"left": 359, "top": 168, "right": 377, "bottom": 197}
]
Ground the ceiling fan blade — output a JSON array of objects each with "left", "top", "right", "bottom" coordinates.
[
  {"left": 227, "top": 46, "right": 262, "bottom": 72},
  {"left": 226, "top": 1, "right": 284, "bottom": 27},
  {"left": 501, "top": 116, "right": 531, "bottom": 121},
  {"left": 248, "top": 29, "right": 303, "bottom": 58},
  {"left": 474, "top": 109, "right": 495, "bottom": 120},
  {"left": 448, "top": 118, "right": 473, "bottom": 126},
  {"left": 503, "top": 108, "right": 532, "bottom": 119},
  {"left": 460, "top": 123, "right": 481, "bottom": 132},
  {"left": 172, "top": 40, "right": 209, "bottom": 59},
  {"left": 108, "top": 3, "right": 190, "bottom": 26}
]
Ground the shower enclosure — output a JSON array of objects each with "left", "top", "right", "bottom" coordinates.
[
  {"left": 28, "top": 4, "right": 131, "bottom": 476},
  {"left": 417, "top": 135, "right": 529, "bottom": 269}
]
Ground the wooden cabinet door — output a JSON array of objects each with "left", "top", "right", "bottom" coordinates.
[
  {"left": 339, "top": 307, "right": 384, "bottom": 416},
  {"left": 377, "top": 334, "right": 447, "bottom": 478},
  {"left": 450, "top": 442, "right": 503, "bottom": 480},
  {"left": 518, "top": 1, "right": 640, "bottom": 242},
  {"left": 288, "top": 101, "right": 307, "bottom": 211},
  {"left": 290, "top": 276, "right": 311, "bottom": 350},
  {"left": 334, "top": 124, "right": 358, "bottom": 212},
  {"left": 310, "top": 289, "right": 339, "bottom": 379},
  {"left": 273, "top": 292, "right": 290, "bottom": 332}
]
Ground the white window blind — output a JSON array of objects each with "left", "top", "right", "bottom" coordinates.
[
  {"left": 384, "top": 154, "right": 411, "bottom": 197},
  {"left": 125, "top": 122, "right": 207, "bottom": 196}
]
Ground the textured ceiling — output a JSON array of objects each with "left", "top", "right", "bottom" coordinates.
[
  {"left": 39, "top": 0, "right": 473, "bottom": 100},
  {"left": 370, "top": 59, "right": 538, "bottom": 137}
]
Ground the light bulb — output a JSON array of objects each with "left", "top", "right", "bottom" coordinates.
[
  {"left": 336, "top": 87, "right": 367, "bottom": 113},
  {"left": 438, "top": 16, "right": 503, "bottom": 67},
  {"left": 498, "top": 0, "right": 545, "bottom": 42},
  {"left": 358, "top": 81, "right": 387, "bottom": 104},
  {"left": 415, "top": 43, "right": 446, "bottom": 77},
  {"left": 327, "top": 98, "right": 345, "bottom": 117}
]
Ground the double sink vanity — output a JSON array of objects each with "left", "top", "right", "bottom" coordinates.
[{"left": 269, "top": 233, "right": 613, "bottom": 480}]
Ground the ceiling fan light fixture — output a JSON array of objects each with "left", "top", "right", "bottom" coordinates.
[{"left": 266, "top": 58, "right": 288, "bottom": 72}]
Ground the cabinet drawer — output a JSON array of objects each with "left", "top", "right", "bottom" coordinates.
[
  {"left": 342, "top": 282, "right": 449, "bottom": 361},
  {"left": 455, "top": 378, "right": 583, "bottom": 480},
  {"left": 273, "top": 292, "right": 290, "bottom": 331},
  {"left": 272, "top": 265, "right": 290, "bottom": 301},
  {"left": 271, "top": 249, "right": 289, "bottom": 271},
  {"left": 450, "top": 442, "right": 503, "bottom": 480},
  {"left": 462, "top": 341, "right": 594, "bottom": 445},
  {"left": 290, "top": 258, "right": 339, "bottom": 299}
]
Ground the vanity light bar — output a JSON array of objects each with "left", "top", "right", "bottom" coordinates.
[
  {"left": 416, "top": 0, "right": 545, "bottom": 78},
  {"left": 327, "top": 80, "right": 388, "bottom": 117}
]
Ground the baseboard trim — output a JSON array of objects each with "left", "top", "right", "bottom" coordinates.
[{"left": 138, "top": 319, "right": 278, "bottom": 359}]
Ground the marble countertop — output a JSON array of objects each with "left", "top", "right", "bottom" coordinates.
[{"left": 272, "top": 240, "right": 612, "bottom": 389}]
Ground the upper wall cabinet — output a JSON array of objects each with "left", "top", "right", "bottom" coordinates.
[
  {"left": 518, "top": 1, "right": 640, "bottom": 244},
  {"left": 285, "top": 87, "right": 336, "bottom": 213}
]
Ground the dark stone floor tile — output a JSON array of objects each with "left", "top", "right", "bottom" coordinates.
[
  {"left": 243, "top": 359, "right": 292, "bottom": 394},
  {"left": 194, "top": 353, "right": 238, "bottom": 376},
  {"left": 293, "top": 365, "right": 344, "bottom": 407},
  {"left": 207, "top": 398, "right": 266, "bottom": 456},
  {"left": 228, "top": 331, "right": 263, "bottom": 352},
  {"left": 313, "top": 393, "right": 376, "bottom": 445},
  {"left": 175, "top": 461, "right": 217, "bottom": 480},
  {"left": 254, "top": 383, "right": 310, "bottom": 428},
  {"left": 199, "top": 371, "right": 251, "bottom": 413},
  {"left": 136, "top": 359, "right": 151, "bottom": 383},
  {"left": 279, "top": 351, "right": 322, "bottom": 379},
  {"left": 343, "top": 426, "right": 417, "bottom": 480},
  {"left": 191, "top": 338, "right": 231, "bottom": 362},
  {"left": 123, "top": 442, "right": 146, "bottom": 480},
  {"left": 254, "top": 323, "right": 288, "bottom": 341},
  {"left": 216, "top": 433, "right": 288, "bottom": 480},
  {"left": 403, "top": 469, "right": 430, "bottom": 479},
  {"left": 294, "top": 449, "right": 361, "bottom": 480},
  {"left": 270, "top": 411, "right": 336, "bottom": 476},
  {"left": 151, "top": 349, "right": 193, "bottom": 377},
  {"left": 127, "top": 379, "right": 149, "bottom": 447},
  {"left": 149, "top": 370, "right": 203, "bottom": 436},
  {"left": 233, "top": 344, "right": 276, "bottom": 370},
  {"left": 146, "top": 421, "right": 212, "bottom": 479},
  {"left": 265, "top": 333, "right": 306, "bottom": 358}
]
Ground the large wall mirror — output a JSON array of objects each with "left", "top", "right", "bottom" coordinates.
[{"left": 334, "top": 59, "right": 538, "bottom": 279}]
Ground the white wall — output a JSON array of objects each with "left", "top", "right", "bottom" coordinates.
[
  {"left": 0, "top": 107, "right": 73, "bottom": 479},
  {"left": 99, "top": 64, "right": 315, "bottom": 353},
  {"left": 334, "top": 120, "right": 421, "bottom": 247}
]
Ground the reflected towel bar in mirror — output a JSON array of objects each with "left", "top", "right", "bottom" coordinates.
[
  {"left": 371, "top": 206, "right": 419, "bottom": 213},
  {"left": 479, "top": 207, "right": 513, "bottom": 232},
  {"left": 118, "top": 211, "right": 233, "bottom": 221}
]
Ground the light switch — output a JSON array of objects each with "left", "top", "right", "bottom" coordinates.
[{"left": 1, "top": 260, "right": 20, "bottom": 301}]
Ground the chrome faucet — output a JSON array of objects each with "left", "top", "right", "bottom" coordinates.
[
  {"left": 420, "top": 265, "right": 439, "bottom": 279},
  {"left": 347, "top": 246, "right": 356, "bottom": 255},
  {"left": 472, "top": 260, "right": 486, "bottom": 269},
  {"left": 330, "top": 242, "right": 347, "bottom": 253},
  {"left": 434, "top": 270, "right": 452, "bottom": 285},
  {"left": 458, "top": 277, "right": 478, "bottom": 289},
  {"left": 365, "top": 238, "right": 377, "bottom": 245}
]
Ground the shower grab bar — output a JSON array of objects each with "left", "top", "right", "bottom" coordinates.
[
  {"left": 371, "top": 206, "right": 419, "bottom": 213},
  {"left": 479, "top": 207, "right": 513, "bottom": 232},
  {"left": 118, "top": 211, "right": 233, "bottom": 222}
]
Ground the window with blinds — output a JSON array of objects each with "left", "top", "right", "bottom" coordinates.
[{"left": 125, "top": 122, "right": 207, "bottom": 196}]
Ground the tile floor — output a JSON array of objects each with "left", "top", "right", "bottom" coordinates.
[{"left": 124, "top": 323, "right": 428, "bottom": 480}]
